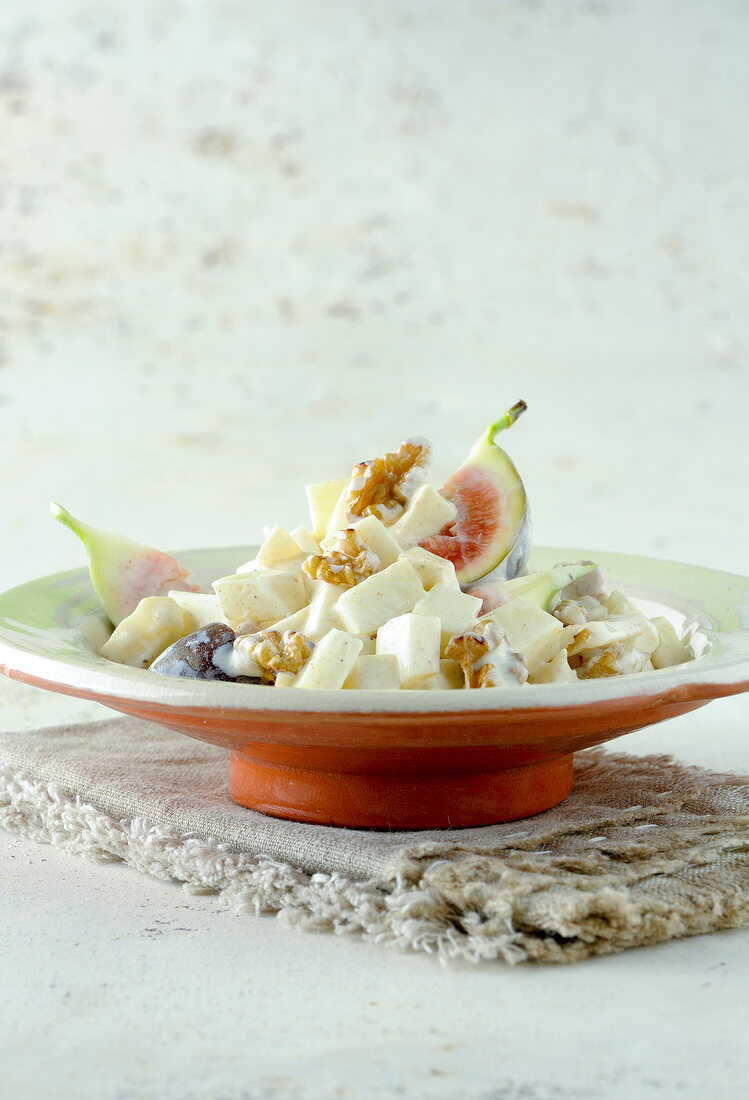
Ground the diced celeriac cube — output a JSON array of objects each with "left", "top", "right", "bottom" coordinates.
[
  {"left": 402, "top": 547, "right": 460, "bottom": 591},
  {"left": 343, "top": 653, "right": 401, "bottom": 690},
  {"left": 262, "top": 604, "right": 310, "bottom": 636},
  {"left": 390, "top": 484, "right": 457, "bottom": 548},
  {"left": 326, "top": 484, "right": 362, "bottom": 537},
  {"left": 564, "top": 615, "right": 645, "bottom": 657},
  {"left": 529, "top": 650, "right": 577, "bottom": 684},
  {"left": 406, "top": 659, "right": 464, "bottom": 691},
  {"left": 305, "top": 477, "right": 351, "bottom": 538},
  {"left": 485, "top": 597, "right": 565, "bottom": 677},
  {"left": 631, "top": 618, "right": 659, "bottom": 655},
  {"left": 167, "top": 590, "right": 230, "bottom": 630},
  {"left": 290, "top": 526, "right": 322, "bottom": 556},
  {"left": 213, "top": 570, "right": 309, "bottom": 626},
  {"left": 100, "top": 596, "right": 191, "bottom": 669},
  {"left": 603, "top": 591, "right": 639, "bottom": 617},
  {"left": 256, "top": 525, "right": 305, "bottom": 569},
  {"left": 305, "top": 582, "right": 346, "bottom": 641},
  {"left": 336, "top": 557, "right": 425, "bottom": 636},
  {"left": 413, "top": 584, "right": 483, "bottom": 653},
  {"left": 294, "top": 629, "right": 363, "bottom": 689},
  {"left": 376, "top": 612, "right": 441, "bottom": 687},
  {"left": 602, "top": 591, "right": 660, "bottom": 654},
  {"left": 650, "top": 616, "right": 694, "bottom": 669},
  {"left": 322, "top": 513, "right": 401, "bottom": 569}
]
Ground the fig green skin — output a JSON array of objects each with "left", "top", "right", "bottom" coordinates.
[
  {"left": 50, "top": 502, "right": 198, "bottom": 626},
  {"left": 468, "top": 560, "right": 597, "bottom": 615},
  {"left": 420, "top": 402, "right": 531, "bottom": 586}
]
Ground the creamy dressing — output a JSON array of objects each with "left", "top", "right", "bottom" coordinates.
[{"left": 473, "top": 621, "right": 529, "bottom": 687}]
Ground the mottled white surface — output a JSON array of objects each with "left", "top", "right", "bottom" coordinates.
[{"left": 1, "top": 0, "right": 748, "bottom": 1097}]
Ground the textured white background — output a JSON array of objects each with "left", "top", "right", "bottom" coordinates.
[{"left": 1, "top": 1, "right": 748, "bottom": 1098}]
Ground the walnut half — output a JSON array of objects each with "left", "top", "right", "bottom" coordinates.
[
  {"left": 445, "top": 620, "right": 527, "bottom": 689},
  {"left": 575, "top": 644, "right": 652, "bottom": 679},
  {"left": 303, "top": 528, "right": 379, "bottom": 587},
  {"left": 235, "top": 629, "right": 313, "bottom": 683},
  {"left": 345, "top": 436, "right": 432, "bottom": 525}
]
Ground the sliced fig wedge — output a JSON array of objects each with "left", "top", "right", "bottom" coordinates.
[
  {"left": 468, "top": 561, "right": 597, "bottom": 615},
  {"left": 419, "top": 401, "right": 530, "bottom": 585},
  {"left": 50, "top": 502, "right": 198, "bottom": 626}
]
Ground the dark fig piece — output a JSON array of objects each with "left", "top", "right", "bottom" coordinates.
[{"left": 150, "top": 622, "right": 266, "bottom": 684}]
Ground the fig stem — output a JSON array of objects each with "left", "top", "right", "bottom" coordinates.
[
  {"left": 50, "top": 501, "right": 79, "bottom": 535},
  {"left": 487, "top": 400, "right": 527, "bottom": 445}
]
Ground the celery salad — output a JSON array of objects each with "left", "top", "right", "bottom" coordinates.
[{"left": 51, "top": 404, "right": 695, "bottom": 691}]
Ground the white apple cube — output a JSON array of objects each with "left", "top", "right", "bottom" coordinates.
[
  {"left": 406, "top": 659, "right": 464, "bottom": 691},
  {"left": 294, "top": 629, "right": 363, "bottom": 689},
  {"left": 402, "top": 547, "right": 460, "bottom": 591},
  {"left": 603, "top": 590, "right": 639, "bottom": 617},
  {"left": 100, "top": 596, "right": 190, "bottom": 669},
  {"left": 322, "top": 513, "right": 401, "bottom": 569},
  {"left": 324, "top": 486, "right": 354, "bottom": 537},
  {"left": 650, "top": 616, "right": 694, "bottom": 669},
  {"left": 530, "top": 650, "right": 577, "bottom": 684},
  {"left": 256, "top": 525, "right": 305, "bottom": 569},
  {"left": 376, "top": 612, "right": 441, "bottom": 687},
  {"left": 343, "top": 653, "right": 401, "bottom": 690},
  {"left": 167, "top": 590, "right": 230, "bottom": 630},
  {"left": 290, "top": 525, "right": 322, "bottom": 556},
  {"left": 305, "top": 477, "right": 350, "bottom": 538},
  {"left": 602, "top": 592, "right": 660, "bottom": 654},
  {"left": 564, "top": 615, "right": 644, "bottom": 657},
  {"left": 305, "top": 582, "right": 346, "bottom": 641},
  {"left": 259, "top": 604, "right": 310, "bottom": 636},
  {"left": 336, "top": 558, "right": 424, "bottom": 636},
  {"left": 390, "top": 484, "right": 457, "bottom": 548},
  {"left": 413, "top": 584, "right": 483, "bottom": 653},
  {"left": 213, "top": 570, "right": 308, "bottom": 626},
  {"left": 485, "top": 597, "right": 565, "bottom": 676}
]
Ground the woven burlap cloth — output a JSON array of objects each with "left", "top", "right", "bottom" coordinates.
[{"left": 2, "top": 717, "right": 749, "bottom": 965}]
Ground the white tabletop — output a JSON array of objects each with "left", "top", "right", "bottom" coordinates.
[{"left": 1, "top": 1, "right": 748, "bottom": 1096}]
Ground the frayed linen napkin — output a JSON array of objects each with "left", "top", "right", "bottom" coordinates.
[{"left": 2, "top": 717, "right": 749, "bottom": 965}]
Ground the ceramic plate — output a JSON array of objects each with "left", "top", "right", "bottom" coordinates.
[{"left": 1, "top": 546, "right": 747, "bottom": 829}]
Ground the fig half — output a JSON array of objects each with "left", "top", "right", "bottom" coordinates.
[
  {"left": 51, "top": 502, "right": 198, "bottom": 626},
  {"left": 419, "top": 401, "right": 530, "bottom": 585}
]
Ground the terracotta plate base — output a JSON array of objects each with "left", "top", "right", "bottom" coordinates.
[{"left": 229, "top": 750, "right": 576, "bottom": 830}]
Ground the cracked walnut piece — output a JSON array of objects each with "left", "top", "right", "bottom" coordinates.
[
  {"left": 235, "top": 629, "right": 313, "bottom": 683},
  {"left": 303, "top": 528, "right": 380, "bottom": 587},
  {"left": 345, "top": 437, "right": 432, "bottom": 524},
  {"left": 553, "top": 596, "right": 609, "bottom": 626},
  {"left": 445, "top": 620, "right": 528, "bottom": 688},
  {"left": 574, "top": 644, "right": 652, "bottom": 679}
]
